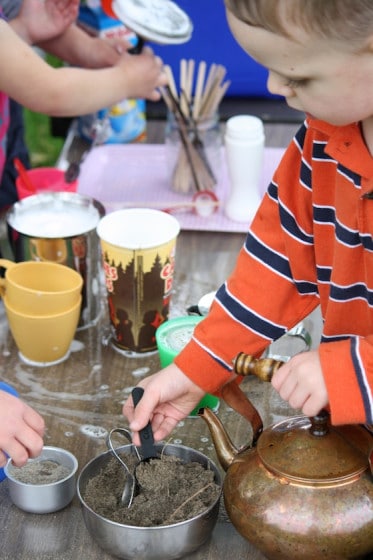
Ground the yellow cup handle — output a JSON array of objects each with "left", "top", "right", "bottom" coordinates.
[{"left": 0, "top": 258, "right": 16, "bottom": 297}]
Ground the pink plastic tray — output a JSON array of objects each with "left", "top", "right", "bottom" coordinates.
[{"left": 78, "top": 144, "right": 285, "bottom": 233}]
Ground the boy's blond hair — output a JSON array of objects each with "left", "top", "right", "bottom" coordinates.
[{"left": 224, "top": 0, "right": 373, "bottom": 44}]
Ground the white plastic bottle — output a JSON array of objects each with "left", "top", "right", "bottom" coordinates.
[{"left": 224, "top": 115, "right": 265, "bottom": 222}]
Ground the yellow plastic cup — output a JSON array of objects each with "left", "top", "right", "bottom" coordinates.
[
  {"left": 3, "top": 296, "right": 81, "bottom": 366},
  {"left": 0, "top": 259, "right": 82, "bottom": 316}
]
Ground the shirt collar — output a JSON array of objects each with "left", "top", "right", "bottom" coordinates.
[{"left": 307, "top": 117, "right": 373, "bottom": 181}]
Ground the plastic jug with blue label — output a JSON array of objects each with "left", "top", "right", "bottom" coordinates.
[{"left": 78, "top": 4, "right": 147, "bottom": 144}]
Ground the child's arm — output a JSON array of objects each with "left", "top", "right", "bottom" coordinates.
[
  {"left": 11, "top": 0, "right": 129, "bottom": 70},
  {"left": 0, "top": 19, "right": 166, "bottom": 116},
  {"left": 0, "top": 390, "right": 45, "bottom": 467},
  {"left": 37, "top": 22, "right": 129, "bottom": 69}
]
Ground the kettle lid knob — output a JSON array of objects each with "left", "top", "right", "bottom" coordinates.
[{"left": 309, "top": 410, "right": 329, "bottom": 437}]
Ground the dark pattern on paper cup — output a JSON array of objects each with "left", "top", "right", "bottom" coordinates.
[{"left": 102, "top": 240, "right": 176, "bottom": 353}]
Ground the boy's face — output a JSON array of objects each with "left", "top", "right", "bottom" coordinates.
[{"left": 226, "top": 9, "right": 373, "bottom": 126}]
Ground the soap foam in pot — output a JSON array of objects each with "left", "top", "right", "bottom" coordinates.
[{"left": 9, "top": 198, "right": 100, "bottom": 238}]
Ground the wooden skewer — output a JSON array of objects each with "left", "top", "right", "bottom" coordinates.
[
  {"left": 161, "top": 86, "right": 204, "bottom": 191},
  {"left": 192, "top": 60, "right": 206, "bottom": 120},
  {"left": 185, "top": 59, "right": 195, "bottom": 107},
  {"left": 204, "top": 80, "right": 231, "bottom": 119},
  {"left": 199, "top": 66, "right": 227, "bottom": 119},
  {"left": 180, "top": 58, "right": 188, "bottom": 116},
  {"left": 213, "top": 64, "right": 227, "bottom": 84},
  {"left": 200, "top": 63, "right": 217, "bottom": 108},
  {"left": 172, "top": 147, "right": 191, "bottom": 193},
  {"left": 164, "top": 61, "right": 228, "bottom": 121},
  {"left": 164, "top": 65, "right": 178, "bottom": 101},
  {"left": 161, "top": 60, "right": 228, "bottom": 193}
]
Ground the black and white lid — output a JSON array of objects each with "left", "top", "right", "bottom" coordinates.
[{"left": 112, "top": 0, "right": 193, "bottom": 44}]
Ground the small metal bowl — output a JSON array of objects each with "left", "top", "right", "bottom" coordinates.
[
  {"left": 77, "top": 443, "right": 222, "bottom": 560},
  {"left": 5, "top": 445, "right": 78, "bottom": 514}
]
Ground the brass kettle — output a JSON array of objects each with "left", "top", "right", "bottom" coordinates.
[{"left": 199, "top": 353, "right": 373, "bottom": 560}]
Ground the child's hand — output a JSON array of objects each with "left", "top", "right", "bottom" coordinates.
[
  {"left": 123, "top": 364, "right": 205, "bottom": 444},
  {"left": 15, "top": 0, "right": 79, "bottom": 45},
  {"left": 0, "top": 391, "right": 45, "bottom": 467},
  {"left": 271, "top": 350, "right": 329, "bottom": 417},
  {"left": 116, "top": 46, "right": 168, "bottom": 102}
]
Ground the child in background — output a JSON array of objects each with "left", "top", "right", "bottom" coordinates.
[
  {"left": 124, "top": 0, "right": 373, "bottom": 443},
  {"left": 8, "top": 0, "right": 129, "bottom": 68},
  {"left": 0, "top": 0, "right": 135, "bottom": 209},
  {"left": 0, "top": 2, "right": 164, "bottom": 123},
  {"left": 0, "top": 0, "right": 167, "bottom": 468}
]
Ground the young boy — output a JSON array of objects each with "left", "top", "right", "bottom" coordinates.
[{"left": 124, "top": 0, "right": 373, "bottom": 443}]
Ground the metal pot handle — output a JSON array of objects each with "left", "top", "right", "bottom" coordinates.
[{"left": 264, "top": 321, "right": 312, "bottom": 362}]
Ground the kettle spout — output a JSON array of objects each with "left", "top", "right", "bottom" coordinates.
[{"left": 199, "top": 407, "right": 239, "bottom": 472}]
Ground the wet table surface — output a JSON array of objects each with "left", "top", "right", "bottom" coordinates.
[
  {"left": 0, "top": 120, "right": 318, "bottom": 559},
  {"left": 0, "top": 226, "right": 322, "bottom": 560}
]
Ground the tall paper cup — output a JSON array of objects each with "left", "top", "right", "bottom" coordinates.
[{"left": 97, "top": 209, "right": 180, "bottom": 355}]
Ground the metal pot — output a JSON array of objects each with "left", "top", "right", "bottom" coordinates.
[
  {"left": 77, "top": 443, "right": 222, "bottom": 560},
  {"left": 5, "top": 445, "right": 78, "bottom": 514},
  {"left": 199, "top": 353, "right": 373, "bottom": 560},
  {"left": 6, "top": 192, "right": 105, "bottom": 329}
]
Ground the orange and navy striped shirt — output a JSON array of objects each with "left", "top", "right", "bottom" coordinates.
[{"left": 175, "top": 117, "right": 373, "bottom": 426}]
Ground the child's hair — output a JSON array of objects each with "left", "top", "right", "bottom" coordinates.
[{"left": 224, "top": 0, "right": 373, "bottom": 44}]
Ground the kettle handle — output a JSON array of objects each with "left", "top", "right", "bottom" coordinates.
[
  {"left": 224, "top": 353, "right": 285, "bottom": 446},
  {"left": 233, "top": 352, "right": 284, "bottom": 381},
  {"left": 221, "top": 381, "right": 264, "bottom": 446}
]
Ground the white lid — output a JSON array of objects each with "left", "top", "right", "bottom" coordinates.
[
  {"left": 226, "top": 115, "right": 265, "bottom": 141},
  {"left": 112, "top": 0, "right": 193, "bottom": 44},
  {"left": 97, "top": 208, "right": 180, "bottom": 250}
]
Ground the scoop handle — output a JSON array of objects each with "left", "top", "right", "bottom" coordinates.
[{"left": 132, "top": 387, "right": 157, "bottom": 460}]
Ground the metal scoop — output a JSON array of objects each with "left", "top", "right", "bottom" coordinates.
[
  {"left": 107, "top": 387, "right": 158, "bottom": 507},
  {"left": 107, "top": 427, "right": 139, "bottom": 507}
]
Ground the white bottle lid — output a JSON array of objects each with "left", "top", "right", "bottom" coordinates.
[{"left": 225, "top": 115, "right": 264, "bottom": 142}]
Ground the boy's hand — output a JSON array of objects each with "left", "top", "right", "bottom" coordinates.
[
  {"left": 271, "top": 350, "right": 329, "bottom": 417},
  {"left": 123, "top": 364, "right": 205, "bottom": 444},
  {"left": 0, "top": 391, "right": 45, "bottom": 467}
]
